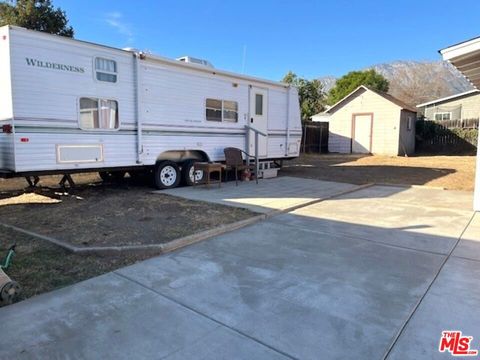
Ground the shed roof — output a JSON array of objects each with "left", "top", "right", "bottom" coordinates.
[
  {"left": 416, "top": 89, "right": 480, "bottom": 108},
  {"left": 320, "top": 85, "right": 417, "bottom": 115}
]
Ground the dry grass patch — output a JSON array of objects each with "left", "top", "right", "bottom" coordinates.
[
  {"left": 0, "top": 227, "right": 153, "bottom": 301},
  {"left": 0, "top": 186, "right": 255, "bottom": 248},
  {"left": 282, "top": 154, "right": 476, "bottom": 191}
]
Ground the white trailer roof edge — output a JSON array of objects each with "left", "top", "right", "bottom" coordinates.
[{"left": 4, "top": 25, "right": 290, "bottom": 89}]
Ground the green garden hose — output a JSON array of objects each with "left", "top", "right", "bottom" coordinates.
[{"left": 0, "top": 245, "right": 16, "bottom": 270}]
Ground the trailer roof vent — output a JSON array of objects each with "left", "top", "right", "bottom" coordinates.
[
  {"left": 122, "top": 47, "right": 140, "bottom": 53},
  {"left": 176, "top": 56, "right": 214, "bottom": 68}
]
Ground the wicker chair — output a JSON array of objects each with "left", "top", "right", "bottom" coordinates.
[{"left": 223, "top": 147, "right": 254, "bottom": 185}]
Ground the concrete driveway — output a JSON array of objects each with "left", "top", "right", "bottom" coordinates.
[
  {"left": 160, "top": 176, "right": 360, "bottom": 214},
  {"left": 0, "top": 181, "right": 478, "bottom": 359}
]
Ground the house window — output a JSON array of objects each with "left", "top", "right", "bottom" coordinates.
[
  {"left": 80, "top": 97, "right": 118, "bottom": 129},
  {"left": 434, "top": 112, "right": 451, "bottom": 121},
  {"left": 95, "top": 58, "right": 117, "bottom": 83},
  {"left": 255, "top": 94, "right": 263, "bottom": 115},
  {"left": 407, "top": 116, "right": 413, "bottom": 131},
  {"left": 206, "top": 99, "right": 238, "bottom": 122}
]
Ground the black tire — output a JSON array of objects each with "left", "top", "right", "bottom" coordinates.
[
  {"left": 154, "top": 161, "right": 180, "bottom": 189},
  {"left": 99, "top": 171, "right": 126, "bottom": 182},
  {"left": 181, "top": 160, "right": 205, "bottom": 186}
]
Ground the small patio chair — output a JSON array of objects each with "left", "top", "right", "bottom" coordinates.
[{"left": 223, "top": 147, "right": 254, "bottom": 185}]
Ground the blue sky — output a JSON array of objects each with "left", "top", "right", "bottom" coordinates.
[{"left": 56, "top": 0, "right": 480, "bottom": 81}]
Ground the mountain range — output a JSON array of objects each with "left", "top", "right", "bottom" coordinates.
[{"left": 319, "top": 61, "right": 474, "bottom": 107}]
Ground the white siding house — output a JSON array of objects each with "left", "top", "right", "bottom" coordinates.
[
  {"left": 319, "top": 86, "right": 416, "bottom": 156},
  {"left": 441, "top": 36, "right": 480, "bottom": 211},
  {"left": 417, "top": 89, "right": 480, "bottom": 122}
]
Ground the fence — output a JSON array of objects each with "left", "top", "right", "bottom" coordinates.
[
  {"left": 416, "top": 119, "right": 478, "bottom": 154},
  {"left": 432, "top": 118, "right": 479, "bottom": 129},
  {"left": 300, "top": 122, "right": 329, "bottom": 153}
]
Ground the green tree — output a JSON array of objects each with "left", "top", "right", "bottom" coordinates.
[
  {"left": 327, "top": 69, "right": 389, "bottom": 105},
  {"left": 0, "top": 0, "right": 73, "bottom": 37},
  {"left": 282, "top": 71, "right": 325, "bottom": 120}
]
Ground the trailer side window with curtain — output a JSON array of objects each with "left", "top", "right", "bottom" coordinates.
[
  {"left": 95, "top": 58, "right": 117, "bottom": 83},
  {"left": 223, "top": 101, "right": 238, "bottom": 122},
  {"left": 206, "top": 99, "right": 222, "bottom": 121},
  {"left": 80, "top": 98, "right": 119, "bottom": 130},
  {"left": 206, "top": 99, "right": 238, "bottom": 122}
]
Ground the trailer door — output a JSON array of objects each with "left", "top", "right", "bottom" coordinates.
[{"left": 249, "top": 87, "right": 268, "bottom": 157}]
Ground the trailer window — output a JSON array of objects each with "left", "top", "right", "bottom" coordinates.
[
  {"left": 95, "top": 58, "right": 117, "bottom": 83},
  {"left": 206, "top": 99, "right": 222, "bottom": 121},
  {"left": 255, "top": 94, "right": 263, "bottom": 115},
  {"left": 206, "top": 99, "right": 238, "bottom": 122},
  {"left": 80, "top": 98, "right": 119, "bottom": 130},
  {"left": 223, "top": 101, "right": 238, "bottom": 122}
]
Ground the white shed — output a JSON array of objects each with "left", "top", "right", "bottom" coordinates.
[
  {"left": 321, "top": 86, "right": 416, "bottom": 156},
  {"left": 311, "top": 113, "right": 331, "bottom": 122}
]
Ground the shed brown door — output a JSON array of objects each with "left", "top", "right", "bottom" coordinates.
[{"left": 352, "top": 114, "right": 373, "bottom": 153}]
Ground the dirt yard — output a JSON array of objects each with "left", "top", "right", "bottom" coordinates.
[
  {"left": 282, "top": 154, "right": 476, "bottom": 191},
  {"left": 0, "top": 185, "right": 253, "bottom": 247},
  {"left": 0, "top": 172, "right": 101, "bottom": 192},
  {"left": 0, "top": 179, "right": 254, "bottom": 303}
]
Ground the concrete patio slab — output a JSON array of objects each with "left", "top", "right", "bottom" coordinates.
[
  {"left": 452, "top": 212, "right": 480, "bottom": 261},
  {"left": 0, "top": 272, "right": 287, "bottom": 360},
  {"left": 162, "top": 326, "right": 290, "bottom": 360},
  {"left": 159, "top": 176, "right": 358, "bottom": 214},
  {"left": 270, "top": 185, "right": 473, "bottom": 254},
  {"left": 387, "top": 256, "right": 480, "bottom": 359},
  {"left": 0, "top": 180, "right": 477, "bottom": 360},
  {"left": 338, "top": 185, "right": 474, "bottom": 211},
  {"left": 115, "top": 218, "right": 445, "bottom": 359}
]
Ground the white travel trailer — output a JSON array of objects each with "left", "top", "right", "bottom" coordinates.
[{"left": 0, "top": 26, "right": 302, "bottom": 188}]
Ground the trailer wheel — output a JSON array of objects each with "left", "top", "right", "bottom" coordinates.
[
  {"left": 154, "top": 161, "right": 180, "bottom": 189},
  {"left": 99, "top": 171, "right": 126, "bottom": 182},
  {"left": 182, "top": 160, "right": 204, "bottom": 186}
]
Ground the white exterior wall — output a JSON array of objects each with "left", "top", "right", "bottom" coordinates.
[
  {"left": 0, "top": 26, "right": 14, "bottom": 170},
  {"left": 0, "top": 27, "right": 13, "bottom": 120},
  {"left": 9, "top": 27, "right": 137, "bottom": 172},
  {"left": 1, "top": 26, "right": 301, "bottom": 173},
  {"left": 423, "top": 93, "right": 480, "bottom": 120},
  {"left": 328, "top": 89, "right": 404, "bottom": 156},
  {"left": 475, "top": 138, "right": 480, "bottom": 211}
]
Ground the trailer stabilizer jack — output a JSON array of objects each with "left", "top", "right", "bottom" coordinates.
[{"left": 25, "top": 176, "right": 40, "bottom": 187}]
